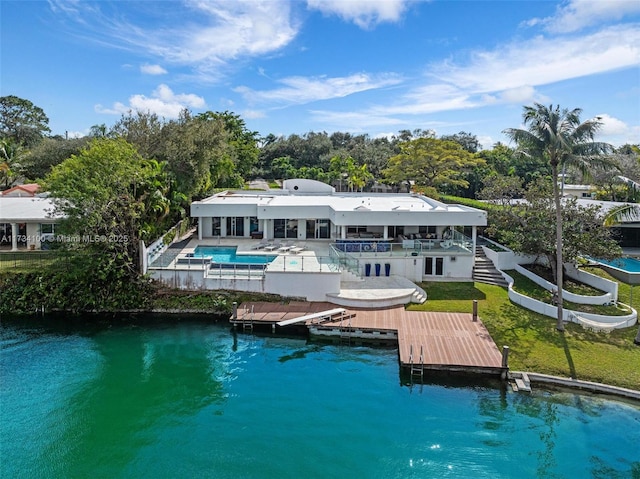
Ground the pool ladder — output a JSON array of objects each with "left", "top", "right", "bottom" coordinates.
[
  {"left": 409, "top": 345, "right": 425, "bottom": 380},
  {"left": 241, "top": 305, "right": 254, "bottom": 332}
]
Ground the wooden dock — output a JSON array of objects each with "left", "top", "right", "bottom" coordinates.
[{"left": 233, "top": 302, "right": 506, "bottom": 376}]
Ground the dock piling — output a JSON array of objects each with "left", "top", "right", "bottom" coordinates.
[
  {"left": 501, "top": 346, "right": 510, "bottom": 368},
  {"left": 472, "top": 300, "right": 478, "bottom": 322}
]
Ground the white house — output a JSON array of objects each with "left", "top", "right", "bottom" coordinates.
[
  {"left": 148, "top": 179, "right": 488, "bottom": 303},
  {"left": 0, "top": 196, "right": 59, "bottom": 250},
  {"left": 191, "top": 179, "right": 486, "bottom": 244}
]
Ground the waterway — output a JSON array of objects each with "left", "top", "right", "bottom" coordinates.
[{"left": 1, "top": 316, "right": 639, "bottom": 479}]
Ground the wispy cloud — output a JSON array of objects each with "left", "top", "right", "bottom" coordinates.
[
  {"left": 526, "top": 0, "right": 640, "bottom": 33},
  {"left": 305, "top": 22, "right": 638, "bottom": 131},
  {"left": 140, "top": 64, "right": 167, "bottom": 75},
  {"left": 95, "top": 84, "right": 205, "bottom": 118},
  {"left": 309, "top": 109, "right": 407, "bottom": 130},
  {"left": 306, "top": 0, "right": 410, "bottom": 29},
  {"left": 48, "top": 0, "right": 299, "bottom": 82},
  {"left": 235, "top": 72, "right": 403, "bottom": 105},
  {"left": 431, "top": 25, "right": 640, "bottom": 93}
]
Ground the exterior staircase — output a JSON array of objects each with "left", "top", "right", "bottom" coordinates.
[{"left": 473, "top": 246, "right": 509, "bottom": 287}]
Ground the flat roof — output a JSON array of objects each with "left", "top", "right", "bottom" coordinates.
[{"left": 193, "top": 190, "right": 477, "bottom": 213}]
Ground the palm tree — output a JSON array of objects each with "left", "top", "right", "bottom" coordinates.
[
  {"left": 504, "top": 103, "right": 613, "bottom": 331},
  {"left": 0, "top": 139, "right": 27, "bottom": 189}
]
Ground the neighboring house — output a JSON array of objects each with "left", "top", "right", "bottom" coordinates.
[
  {"left": 1, "top": 183, "right": 41, "bottom": 197},
  {"left": 562, "top": 184, "right": 595, "bottom": 199},
  {"left": 0, "top": 196, "right": 58, "bottom": 250},
  {"left": 576, "top": 198, "right": 640, "bottom": 248}
]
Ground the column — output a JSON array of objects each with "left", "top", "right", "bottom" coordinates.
[
  {"left": 11, "top": 223, "right": 18, "bottom": 251},
  {"left": 383, "top": 225, "right": 388, "bottom": 240},
  {"left": 198, "top": 217, "right": 203, "bottom": 240}
]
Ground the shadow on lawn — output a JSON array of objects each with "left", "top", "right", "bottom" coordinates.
[{"left": 559, "top": 333, "right": 577, "bottom": 379}]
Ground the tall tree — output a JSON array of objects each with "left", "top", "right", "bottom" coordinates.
[
  {"left": 160, "top": 111, "right": 232, "bottom": 199},
  {"left": 110, "top": 110, "right": 164, "bottom": 159},
  {"left": 196, "top": 111, "right": 259, "bottom": 180},
  {"left": 41, "top": 138, "right": 170, "bottom": 310},
  {"left": 382, "top": 137, "right": 484, "bottom": 192},
  {"left": 0, "top": 95, "right": 51, "bottom": 146},
  {"left": 22, "top": 137, "right": 89, "bottom": 180},
  {"left": 482, "top": 177, "right": 621, "bottom": 271},
  {"left": 440, "top": 131, "right": 480, "bottom": 153},
  {"left": 503, "top": 103, "right": 613, "bottom": 331}
]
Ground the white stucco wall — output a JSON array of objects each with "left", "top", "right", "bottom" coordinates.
[{"left": 264, "top": 271, "right": 341, "bottom": 301}]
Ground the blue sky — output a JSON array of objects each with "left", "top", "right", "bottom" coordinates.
[{"left": 2, "top": 0, "right": 639, "bottom": 148}]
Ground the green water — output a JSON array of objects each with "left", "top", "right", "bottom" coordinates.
[{"left": 1, "top": 317, "right": 639, "bottom": 479}]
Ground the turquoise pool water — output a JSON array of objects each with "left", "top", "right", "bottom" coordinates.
[
  {"left": 1, "top": 317, "right": 639, "bottom": 479},
  {"left": 192, "top": 246, "right": 276, "bottom": 264},
  {"left": 596, "top": 256, "right": 640, "bottom": 273}
]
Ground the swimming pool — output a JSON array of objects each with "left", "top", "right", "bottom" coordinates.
[
  {"left": 596, "top": 257, "right": 640, "bottom": 273},
  {"left": 593, "top": 257, "right": 640, "bottom": 284},
  {"left": 192, "top": 246, "right": 276, "bottom": 264}
]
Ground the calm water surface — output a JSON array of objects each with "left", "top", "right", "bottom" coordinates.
[{"left": 1, "top": 317, "right": 639, "bottom": 479}]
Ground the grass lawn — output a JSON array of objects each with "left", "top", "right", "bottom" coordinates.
[
  {"left": 409, "top": 281, "right": 640, "bottom": 391},
  {"left": 0, "top": 251, "right": 63, "bottom": 273}
]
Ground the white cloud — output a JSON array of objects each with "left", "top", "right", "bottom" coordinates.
[
  {"left": 235, "top": 72, "right": 403, "bottom": 105},
  {"left": 596, "top": 113, "right": 640, "bottom": 146},
  {"left": 66, "top": 130, "right": 87, "bottom": 139},
  {"left": 242, "top": 109, "right": 266, "bottom": 119},
  {"left": 95, "top": 84, "right": 206, "bottom": 118},
  {"left": 299, "top": 23, "right": 638, "bottom": 136},
  {"left": 530, "top": 0, "right": 640, "bottom": 34},
  {"left": 431, "top": 25, "right": 640, "bottom": 94},
  {"left": 306, "top": 0, "right": 409, "bottom": 29},
  {"left": 49, "top": 0, "right": 299, "bottom": 82},
  {"left": 477, "top": 135, "right": 495, "bottom": 151},
  {"left": 598, "top": 113, "right": 630, "bottom": 136},
  {"left": 140, "top": 64, "right": 167, "bottom": 75}
]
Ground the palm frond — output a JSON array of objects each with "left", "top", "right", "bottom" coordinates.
[{"left": 603, "top": 204, "right": 640, "bottom": 226}]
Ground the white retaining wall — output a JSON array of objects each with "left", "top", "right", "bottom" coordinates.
[
  {"left": 514, "top": 264, "right": 615, "bottom": 305},
  {"left": 149, "top": 267, "right": 341, "bottom": 302},
  {"left": 482, "top": 244, "right": 536, "bottom": 271},
  {"left": 502, "top": 271, "right": 637, "bottom": 330}
]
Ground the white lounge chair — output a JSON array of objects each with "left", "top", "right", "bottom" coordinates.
[
  {"left": 252, "top": 240, "right": 270, "bottom": 250},
  {"left": 290, "top": 245, "right": 305, "bottom": 254},
  {"left": 277, "top": 241, "right": 294, "bottom": 252},
  {"left": 264, "top": 241, "right": 282, "bottom": 252}
]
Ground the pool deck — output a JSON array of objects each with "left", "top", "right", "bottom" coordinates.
[{"left": 233, "top": 302, "right": 506, "bottom": 377}]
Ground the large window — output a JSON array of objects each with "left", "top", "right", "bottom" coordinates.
[
  {"left": 226, "top": 216, "right": 245, "bottom": 236},
  {"left": 212, "top": 217, "right": 221, "bottom": 236},
  {"left": 388, "top": 226, "right": 405, "bottom": 238},
  {"left": 274, "top": 219, "right": 298, "bottom": 239},
  {"left": 249, "top": 217, "right": 259, "bottom": 233},
  {"left": 419, "top": 226, "right": 436, "bottom": 235},
  {"left": 306, "top": 219, "right": 330, "bottom": 239}
]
